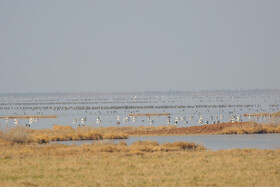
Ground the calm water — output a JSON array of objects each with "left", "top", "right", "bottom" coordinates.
[
  {"left": 1, "top": 91, "right": 280, "bottom": 129},
  {"left": 52, "top": 134, "right": 280, "bottom": 151}
]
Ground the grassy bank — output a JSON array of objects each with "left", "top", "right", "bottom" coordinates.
[
  {"left": 0, "top": 142, "right": 279, "bottom": 186},
  {"left": 0, "top": 125, "right": 128, "bottom": 144},
  {"left": 111, "top": 122, "right": 280, "bottom": 136},
  {"left": 1, "top": 122, "right": 280, "bottom": 144},
  {"left": 221, "top": 122, "right": 280, "bottom": 134}
]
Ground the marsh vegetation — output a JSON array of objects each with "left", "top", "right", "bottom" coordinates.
[{"left": 0, "top": 140, "right": 279, "bottom": 186}]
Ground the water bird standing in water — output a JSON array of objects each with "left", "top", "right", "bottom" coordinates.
[
  {"left": 116, "top": 116, "right": 120, "bottom": 121},
  {"left": 148, "top": 117, "right": 154, "bottom": 125},
  {"left": 14, "top": 119, "right": 19, "bottom": 125},
  {"left": 174, "top": 117, "right": 179, "bottom": 125},
  {"left": 81, "top": 117, "right": 86, "bottom": 124},
  {"left": 96, "top": 117, "right": 101, "bottom": 124},
  {"left": 73, "top": 119, "right": 77, "bottom": 124},
  {"left": 167, "top": 116, "right": 171, "bottom": 124},
  {"left": 198, "top": 115, "right": 203, "bottom": 124},
  {"left": 189, "top": 115, "right": 193, "bottom": 121},
  {"left": 123, "top": 116, "right": 129, "bottom": 123}
]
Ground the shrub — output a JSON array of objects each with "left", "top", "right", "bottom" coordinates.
[
  {"left": 0, "top": 126, "right": 31, "bottom": 144},
  {"left": 162, "top": 142, "right": 205, "bottom": 151}
]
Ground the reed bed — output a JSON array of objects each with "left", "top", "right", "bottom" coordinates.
[
  {"left": 1, "top": 122, "right": 279, "bottom": 144},
  {"left": 221, "top": 122, "right": 280, "bottom": 134},
  {"left": 0, "top": 140, "right": 204, "bottom": 156},
  {"left": 93, "top": 125, "right": 177, "bottom": 134},
  {"left": 0, "top": 126, "right": 31, "bottom": 144},
  {"left": 0, "top": 125, "right": 128, "bottom": 144}
]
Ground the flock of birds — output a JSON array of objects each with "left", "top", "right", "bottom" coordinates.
[
  {"left": 67, "top": 112, "right": 246, "bottom": 127},
  {"left": 4, "top": 117, "right": 38, "bottom": 127},
  {"left": 1, "top": 93, "right": 279, "bottom": 129},
  {"left": 3, "top": 107, "right": 276, "bottom": 128}
]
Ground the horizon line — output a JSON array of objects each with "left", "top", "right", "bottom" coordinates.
[{"left": 0, "top": 89, "right": 280, "bottom": 96}]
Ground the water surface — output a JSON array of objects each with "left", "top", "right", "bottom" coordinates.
[
  {"left": 51, "top": 133, "right": 280, "bottom": 151},
  {"left": 1, "top": 91, "right": 280, "bottom": 129}
]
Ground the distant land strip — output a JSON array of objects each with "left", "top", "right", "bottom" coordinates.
[
  {"left": 129, "top": 113, "right": 170, "bottom": 117},
  {"left": 244, "top": 111, "right": 280, "bottom": 117},
  {"left": 0, "top": 115, "right": 57, "bottom": 119}
]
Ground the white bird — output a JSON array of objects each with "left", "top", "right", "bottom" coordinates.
[
  {"left": 189, "top": 115, "right": 194, "bottom": 121},
  {"left": 123, "top": 116, "right": 129, "bottom": 123},
  {"left": 14, "top": 119, "right": 19, "bottom": 125},
  {"left": 167, "top": 116, "right": 171, "bottom": 124},
  {"left": 96, "top": 117, "right": 101, "bottom": 124},
  {"left": 73, "top": 119, "right": 77, "bottom": 124}
]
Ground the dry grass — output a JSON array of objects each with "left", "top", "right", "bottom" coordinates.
[
  {"left": 1, "top": 122, "right": 280, "bottom": 145},
  {"left": 0, "top": 125, "right": 128, "bottom": 144},
  {"left": 161, "top": 142, "right": 205, "bottom": 151},
  {"left": 52, "top": 124, "right": 73, "bottom": 130},
  {"left": 116, "top": 122, "right": 280, "bottom": 136},
  {"left": 0, "top": 142, "right": 279, "bottom": 186},
  {"left": 0, "top": 126, "right": 31, "bottom": 143},
  {"left": 131, "top": 140, "right": 159, "bottom": 146},
  {"left": 103, "top": 133, "right": 128, "bottom": 139},
  {"left": 221, "top": 122, "right": 280, "bottom": 134},
  {"left": 93, "top": 125, "right": 177, "bottom": 134}
]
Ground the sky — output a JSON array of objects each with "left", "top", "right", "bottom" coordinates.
[{"left": 0, "top": 0, "right": 279, "bottom": 93}]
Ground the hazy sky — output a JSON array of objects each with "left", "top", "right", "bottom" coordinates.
[{"left": 0, "top": 0, "right": 279, "bottom": 93}]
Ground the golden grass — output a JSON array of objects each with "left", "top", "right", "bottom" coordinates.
[
  {"left": 0, "top": 115, "right": 57, "bottom": 119},
  {"left": 0, "top": 125, "right": 128, "bottom": 144},
  {"left": 0, "top": 142, "right": 279, "bottom": 186},
  {"left": 103, "top": 133, "right": 129, "bottom": 139},
  {"left": 52, "top": 124, "right": 73, "bottom": 130},
  {"left": 128, "top": 113, "right": 171, "bottom": 117},
  {"left": 93, "top": 125, "right": 177, "bottom": 134},
  {"left": 1, "top": 122, "right": 279, "bottom": 144},
  {"left": 0, "top": 126, "right": 31, "bottom": 144},
  {"left": 99, "top": 122, "right": 280, "bottom": 135},
  {"left": 95, "top": 122, "right": 280, "bottom": 136},
  {"left": 221, "top": 122, "right": 280, "bottom": 134},
  {"left": 161, "top": 142, "right": 205, "bottom": 151}
]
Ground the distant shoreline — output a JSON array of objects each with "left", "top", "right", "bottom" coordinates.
[{"left": 0, "top": 89, "right": 280, "bottom": 96}]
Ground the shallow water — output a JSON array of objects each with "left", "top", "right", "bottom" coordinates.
[
  {"left": 1, "top": 91, "right": 280, "bottom": 129},
  {"left": 51, "top": 133, "right": 280, "bottom": 151}
]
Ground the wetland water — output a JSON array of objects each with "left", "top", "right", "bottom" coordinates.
[
  {"left": 1, "top": 91, "right": 280, "bottom": 150},
  {"left": 1, "top": 90, "right": 280, "bottom": 129},
  {"left": 51, "top": 134, "right": 280, "bottom": 151}
]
